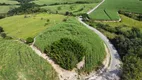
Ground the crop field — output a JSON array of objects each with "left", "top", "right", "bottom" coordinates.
[
  {"left": 42, "top": 3, "right": 98, "bottom": 15},
  {"left": 103, "top": 15, "right": 142, "bottom": 30},
  {"left": 0, "top": 38, "right": 58, "bottom": 80},
  {"left": 34, "top": 0, "right": 101, "bottom": 15},
  {"left": 0, "top": 5, "right": 18, "bottom": 14},
  {"left": 0, "top": 0, "right": 18, "bottom": 4},
  {"left": 0, "top": 13, "right": 66, "bottom": 39},
  {"left": 0, "top": 6, "right": 10, "bottom": 14},
  {"left": 33, "top": 0, "right": 101, "bottom": 5},
  {"left": 89, "top": 0, "right": 142, "bottom": 20},
  {"left": 0, "top": 0, "right": 101, "bottom": 15},
  {"left": 35, "top": 17, "right": 105, "bottom": 72}
]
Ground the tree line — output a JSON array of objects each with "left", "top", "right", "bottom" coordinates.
[{"left": 96, "top": 23, "right": 142, "bottom": 80}]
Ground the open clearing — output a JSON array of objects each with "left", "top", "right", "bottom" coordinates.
[
  {"left": 89, "top": 0, "right": 142, "bottom": 20},
  {"left": 0, "top": 13, "right": 65, "bottom": 39},
  {"left": 34, "top": 17, "right": 105, "bottom": 72},
  {"left": 0, "top": 38, "right": 58, "bottom": 80}
]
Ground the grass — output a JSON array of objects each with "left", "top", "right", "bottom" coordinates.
[
  {"left": 35, "top": 17, "right": 105, "bottom": 72},
  {"left": 89, "top": 0, "right": 142, "bottom": 20},
  {"left": 87, "top": 14, "right": 142, "bottom": 39},
  {"left": 33, "top": 0, "right": 101, "bottom": 5},
  {"left": 0, "top": 13, "right": 66, "bottom": 39},
  {"left": 41, "top": 3, "right": 98, "bottom": 15},
  {"left": 0, "top": 5, "right": 18, "bottom": 14},
  {"left": 0, "top": 0, "right": 18, "bottom": 4},
  {"left": 0, "top": 6, "right": 10, "bottom": 14},
  {"left": 102, "top": 14, "right": 142, "bottom": 29},
  {"left": 0, "top": 38, "right": 58, "bottom": 80}
]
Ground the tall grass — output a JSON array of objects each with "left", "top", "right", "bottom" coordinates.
[
  {"left": 35, "top": 17, "right": 105, "bottom": 72},
  {"left": 0, "top": 38, "right": 58, "bottom": 80}
]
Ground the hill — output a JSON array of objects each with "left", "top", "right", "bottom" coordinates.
[
  {"left": 0, "top": 13, "right": 65, "bottom": 39},
  {"left": 0, "top": 38, "right": 58, "bottom": 80},
  {"left": 34, "top": 17, "right": 105, "bottom": 72}
]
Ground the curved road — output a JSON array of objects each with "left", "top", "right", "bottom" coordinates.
[{"left": 78, "top": 0, "right": 122, "bottom": 80}]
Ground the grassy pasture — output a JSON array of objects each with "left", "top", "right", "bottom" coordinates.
[
  {"left": 103, "top": 14, "right": 142, "bottom": 30},
  {"left": 0, "top": 6, "right": 10, "bottom": 14},
  {"left": 0, "top": 5, "right": 18, "bottom": 14},
  {"left": 33, "top": 0, "right": 101, "bottom": 5},
  {"left": 0, "top": 13, "right": 65, "bottom": 39},
  {"left": 0, "top": 38, "right": 58, "bottom": 80},
  {"left": 42, "top": 3, "right": 98, "bottom": 15},
  {"left": 89, "top": 0, "right": 142, "bottom": 20},
  {"left": 35, "top": 17, "right": 105, "bottom": 72},
  {"left": 0, "top": 0, "right": 18, "bottom": 4}
]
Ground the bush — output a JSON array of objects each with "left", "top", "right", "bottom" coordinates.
[
  {"left": 0, "top": 33, "right": 6, "bottom": 38},
  {"left": 26, "top": 37, "right": 34, "bottom": 44},
  {"left": 44, "top": 38, "right": 86, "bottom": 70},
  {"left": 0, "top": 26, "right": 4, "bottom": 33}
]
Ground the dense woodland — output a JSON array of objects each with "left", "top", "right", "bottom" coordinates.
[
  {"left": 8, "top": 0, "right": 47, "bottom": 15},
  {"left": 44, "top": 38, "right": 85, "bottom": 70},
  {"left": 96, "top": 23, "right": 142, "bottom": 80}
]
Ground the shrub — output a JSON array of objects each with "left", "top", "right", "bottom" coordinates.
[
  {"left": 26, "top": 37, "right": 34, "bottom": 44},
  {"left": 1, "top": 33, "right": 6, "bottom": 38},
  {"left": 44, "top": 38, "right": 86, "bottom": 70},
  {"left": 0, "top": 26, "right": 4, "bottom": 33}
]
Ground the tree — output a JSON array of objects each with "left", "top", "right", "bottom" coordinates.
[
  {"left": 45, "top": 38, "right": 86, "bottom": 70},
  {"left": 1, "top": 33, "right": 6, "bottom": 38},
  {"left": 0, "top": 26, "right": 4, "bottom": 33},
  {"left": 122, "top": 54, "right": 142, "bottom": 80},
  {"left": 26, "top": 37, "right": 34, "bottom": 44}
]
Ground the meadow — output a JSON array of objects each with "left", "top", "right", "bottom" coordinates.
[
  {"left": 89, "top": 0, "right": 142, "bottom": 20},
  {"left": 0, "top": 38, "right": 58, "bottom": 80},
  {"left": 41, "top": 3, "right": 98, "bottom": 15},
  {"left": 0, "top": 0, "right": 18, "bottom": 4},
  {"left": 33, "top": 0, "right": 101, "bottom": 5},
  {"left": 103, "top": 14, "right": 142, "bottom": 30},
  {"left": 0, "top": 13, "right": 66, "bottom": 39},
  {"left": 35, "top": 17, "right": 105, "bottom": 72}
]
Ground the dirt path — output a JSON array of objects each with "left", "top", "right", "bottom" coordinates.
[{"left": 30, "top": 45, "right": 79, "bottom": 80}]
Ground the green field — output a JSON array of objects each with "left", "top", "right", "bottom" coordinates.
[
  {"left": 0, "top": 5, "right": 18, "bottom": 14},
  {"left": 34, "top": 17, "right": 105, "bottom": 72},
  {"left": 0, "top": 38, "right": 58, "bottom": 80},
  {"left": 0, "top": 13, "right": 65, "bottom": 39},
  {"left": 89, "top": 0, "right": 142, "bottom": 20},
  {"left": 0, "top": 0, "right": 100, "bottom": 15},
  {"left": 42, "top": 3, "right": 98, "bottom": 15},
  {"left": 103, "top": 14, "right": 142, "bottom": 30},
  {"left": 0, "top": 0, "right": 18, "bottom": 4},
  {"left": 33, "top": 0, "right": 101, "bottom": 5}
]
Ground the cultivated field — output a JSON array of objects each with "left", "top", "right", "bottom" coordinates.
[
  {"left": 89, "top": 0, "right": 142, "bottom": 20},
  {"left": 0, "top": 13, "right": 65, "bottom": 39},
  {"left": 33, "top": 0, "right": 101, "bottom": 5},
  {"left": 103, "top": 14, "right": 142, "bottom": 30},
  {"left": 41, "top": 3, "right": 98, "bottom": 15},
  {"left": 0, "top": 38, "right": 58, "bottom": 80},
  {"left": 35, "top": 17, "right": 105, "bottom": 72},
  {"left": 0, "top": 0, "right": 18, "bottom": 4}
]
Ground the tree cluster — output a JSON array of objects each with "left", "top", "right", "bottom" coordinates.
[
  {"left": 119, "top": 10, "right": 142, "bottom": 21},
  {"left": 96, "top": 23, "right": 142, "bottom": 80},
  {"left": 8, "top": 0, "right": 47, "bottom": 16},
  {"left": 44, "top": 38, "right": 86, "bottom": 70}
]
